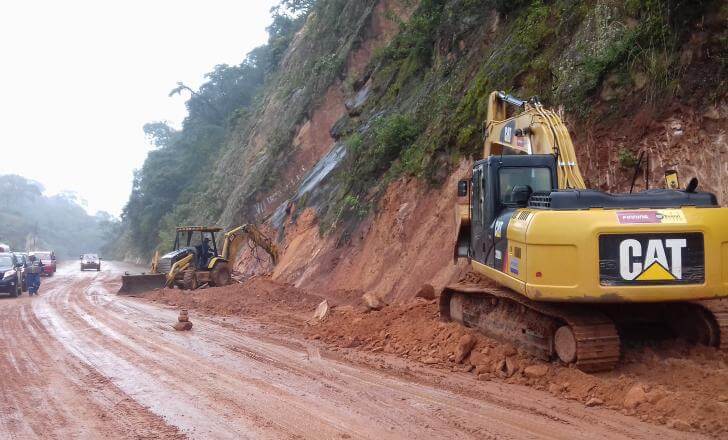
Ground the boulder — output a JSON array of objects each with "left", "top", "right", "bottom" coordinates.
[
  {"left": 454, "top": 334, "right": 476, "bottom": 364},
  {"left": 585, "top": 397, "right": 604, "bottom": 407},
  {"left": 312, "top": 300, "right": 330, "bottom": 321},
  {"left": 666, "top": 419, "right": 691, "bottom": 431},
  {"left": 415, "top": 284, "right": 436, "bottom": 300},
  {"left": 523, "top": 364, "right": 550, "bottom": 378},
  {"left": 178, "top": 309, "right": 189, "bottom": 322},
  {"left": 469, "top": 350, "right": 490, "bottom": 367},
  {"left": 420, "top": 357, "right": 439, "bottom": 365},
  {"left": 624, "top": 384, "right": 647, "bottom": 409},
  {"left": 494, "top": 357, "right": 518, "bottom": 378},
  {"left": 173, "top": 321, "right": 193, "bottom": 331},
  {"left": 362, "top": 292, "right": 384, "bottom": 311}
]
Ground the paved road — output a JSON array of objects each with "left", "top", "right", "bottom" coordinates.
[{"left": 0, "top": 262, "right": 703, "bottom": 439}]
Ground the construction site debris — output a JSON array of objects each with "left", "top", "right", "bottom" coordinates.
[
  {"left": 454, "top": 334, "right": 476, "bottom": 364},
  {"left": 172, "top": 309, "right": 193, "bottom": 331},
  {"left": 362, "top": 292, "right": 384, "bottom": 311},
  {"left": 312, "top": 300, "right": 330, "bottom": 322},
  {"left": 414, "top": 284, "right": 436, "bottom": 300}
]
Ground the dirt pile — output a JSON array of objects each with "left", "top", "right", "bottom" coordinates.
[
  {"left": 141, "top": 278, "right": 728, "bottom": 437},
  {"left": 307, "top": 297, "right": 728, "bottom": 436},
  {"left": 145, "top": 277, "right": 323, "bottom": 326}
]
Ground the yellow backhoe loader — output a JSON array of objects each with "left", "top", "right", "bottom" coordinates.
[
  {"left": 443, "top": 91, "right": 728, "bottom": 371},
  {"left": 119, "top": 224, "right": 278, "bottom": 294}
]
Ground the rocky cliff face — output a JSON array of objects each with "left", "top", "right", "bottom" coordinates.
[{"left": 129, "top": 0, "right": 727, "bottom": 300}]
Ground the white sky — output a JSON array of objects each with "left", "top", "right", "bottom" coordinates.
[{"left": 0, "top": 0, "right": 278, "bottom": 216}]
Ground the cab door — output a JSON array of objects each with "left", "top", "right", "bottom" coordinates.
[{"left": 470, "top": 166, "right": 485, "bottom": 263}]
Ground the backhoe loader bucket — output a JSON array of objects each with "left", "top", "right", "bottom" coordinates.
[{"left": 118, "top": 273, "right": 167, "bottom": 294}]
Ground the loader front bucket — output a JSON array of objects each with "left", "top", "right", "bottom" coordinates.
[{"left": 118, "top": 273, "right": 167, "bottom": 294}]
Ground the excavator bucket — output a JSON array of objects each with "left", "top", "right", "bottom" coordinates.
[{"left": 118, "top": 273, "right": 167, "bottom": 294}]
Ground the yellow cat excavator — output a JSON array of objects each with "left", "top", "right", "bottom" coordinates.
[
  {"left": 119, "top": 224, "right": 278, "bottom": 293},
  {"left": 443, "top": 91, "right": 728, "bottom": 371}
]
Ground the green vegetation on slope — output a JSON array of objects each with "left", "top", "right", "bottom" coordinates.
[{"left": 118, "top": 0, "right": 725, "bottom": 259}]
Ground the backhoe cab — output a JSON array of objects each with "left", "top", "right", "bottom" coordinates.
[{"left": 159, "top": 227, "right": 230, "bottom": 290}]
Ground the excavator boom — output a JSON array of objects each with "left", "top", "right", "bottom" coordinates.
[{"left": 485, "top": 91, "right": 586, "bottom": 189}]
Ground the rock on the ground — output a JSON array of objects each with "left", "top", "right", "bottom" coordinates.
[
  {"left": 585, "top": 397, "right": 604, "bottom": 407},
  {"left": 312, "top": 300, "right": 330, "bottom": 321},
  {"left": 415, "top": 284, "right": 436, "bottom": 300},
  {"left": 494, "top": 357, "right": 518, "bottom": 378},
  {"left": 548, "top": 383, "right": 563, "bottom": 395},
  {"left": 420, "top": 356, "right": 439, "bottom": 365},
  {"left": 362, "top": 292, "right": 384, "bottom": 311},
  {"left": 453, "top": 364, "right": 474, "bottom": 373},
  {"left": 173, "top": 321, "right": 193, "bottom": 331},
  {"left": 667, "top": 419, "right": 691, "bottom": 431},
  {"left": 523, "top": 364, "right": 549, "bottom": 378},
  {"left": 454, "top": 334, "right": 476, "bottom": 364},
  {"left": 624, "top": 384, "right": 647, "bottom": 409},
  {"left": 469, "top": 350, "right": 490, "bottom": 367}
]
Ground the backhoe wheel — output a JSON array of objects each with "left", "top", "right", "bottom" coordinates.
[
  {"left": 182, "top": 270, "right": 198, "bottom": 291},
  {"left": 210, "top": 263, "right": 231, "bottom": 287}
]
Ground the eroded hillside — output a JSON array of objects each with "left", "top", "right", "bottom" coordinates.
[{"left": 121, "top": 0, "right": 727, "bottom": 298}]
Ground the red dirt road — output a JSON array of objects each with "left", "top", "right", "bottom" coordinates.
[{"left": 0, "top": 263, "right": 705, "bottom": 439}]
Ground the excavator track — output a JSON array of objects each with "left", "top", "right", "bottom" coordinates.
[
  {"left": 694, "top": 299, "right": 728, "bottom": 351},
  {"left": 440, "top": 279, "right": 620, "bottom": 373}
]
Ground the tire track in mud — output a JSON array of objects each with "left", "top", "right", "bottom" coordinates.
[
  {"left": 0, "top": 263, "right": 709, "bottom": 439},
  {"left": 37, "top": 265, "right": 704, "bottom": 439},
  {"left": 0, "top": 268, "right": 184, "bottom": 440}
]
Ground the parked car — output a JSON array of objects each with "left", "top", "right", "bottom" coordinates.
[
  {"left": 0, "top": 243, "right": 10, "bottom": 252},
  {"left": 30, "top": 251, "right": 56, "bottom": 276},
  {"left": 80, "top": 254, "right": 101, "bottom": 271},
  {"left": 0, "top": 253, "right": 22, "bottom": 297},
  {"left": 12, "top": 252, "right": 28, "bottom": 292}
]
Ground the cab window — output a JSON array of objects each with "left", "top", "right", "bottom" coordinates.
[{"left": 498, "top": 167, "right": 551, "bottom": 204}]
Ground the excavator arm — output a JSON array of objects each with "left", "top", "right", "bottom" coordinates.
[
  {"left": 484, "top": 91, "right": 586, "bottom": 189},
  {"left": 221, "top": 224, "right": 279, "bottom": 269}
]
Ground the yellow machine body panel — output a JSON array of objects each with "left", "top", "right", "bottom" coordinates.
[{"left": 468, "top": 206, "right": 728, "bottom": 303}]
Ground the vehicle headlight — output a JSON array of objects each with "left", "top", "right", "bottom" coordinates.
[{"left": 4, "top": 270, "right": 16, "bottom": 278}]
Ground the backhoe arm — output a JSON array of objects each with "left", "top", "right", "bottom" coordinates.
[{"left": 221, "top": 224, "right": 279, "bottom": 269}]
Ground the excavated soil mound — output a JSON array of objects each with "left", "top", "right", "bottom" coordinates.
[
  {"left": 308, "top": 298, "right": 728, "bottom": 436},
  {"left": 141, "top": 280, "right": 728, "bottom": 437},
  {"left": 145, "top": 277, "right": 323, "bottom": 326}
]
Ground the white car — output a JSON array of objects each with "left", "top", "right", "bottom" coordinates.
[{"left": 80, "top": 254, "right": 101, "bottom": 271}]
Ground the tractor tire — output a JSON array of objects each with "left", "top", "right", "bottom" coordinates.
[
  {"left": 210, "top": 263, "right": 232, "bottom": 287},
  {"left": 182, "top": 270, "right": 198, "bottom": 291}
]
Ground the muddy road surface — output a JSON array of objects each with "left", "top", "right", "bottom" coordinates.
[{"left": 0, "top": 263, "right": 704, "bottom": 439}]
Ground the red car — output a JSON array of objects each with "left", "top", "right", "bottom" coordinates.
[{"left": 30, "top": 251, "right": 56, "bottom": 276}]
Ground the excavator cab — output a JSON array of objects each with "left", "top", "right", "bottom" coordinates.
[{"left": 467, "top": 154, "right": 557, "bottom": 268}]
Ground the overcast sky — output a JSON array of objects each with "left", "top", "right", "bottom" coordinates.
[{"left": 0, "top": 0, "right": 278, "bottom": 216}]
